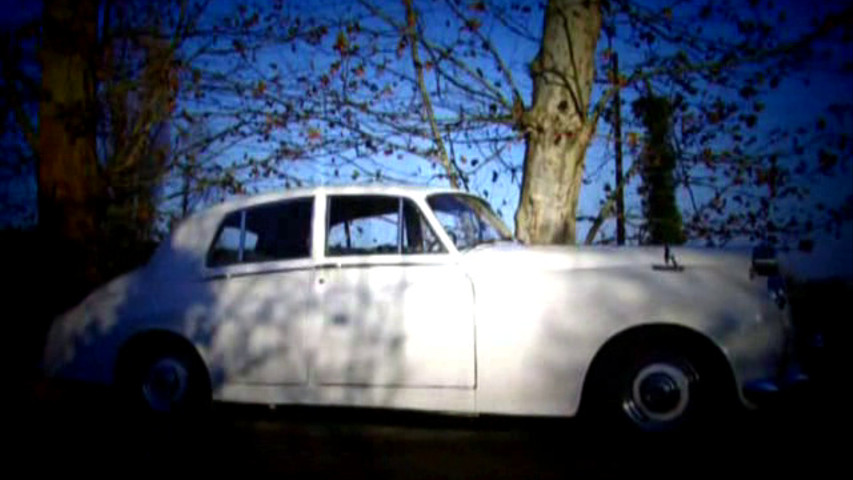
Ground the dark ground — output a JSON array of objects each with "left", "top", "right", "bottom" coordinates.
[{"left": 10, "top": 369, "right": 843, "bottom": 479}]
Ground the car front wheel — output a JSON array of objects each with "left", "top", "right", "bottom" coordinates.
[{"left": 585, "top": 345, "right": 728, "bottom": 432}]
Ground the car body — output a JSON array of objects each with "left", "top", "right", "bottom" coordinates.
[{"left": 43, "top": 185, "right": 793, "bottom": 430}]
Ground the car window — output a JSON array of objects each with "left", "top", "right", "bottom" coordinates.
[
  {"left": 208, "top": 211, "right": 243, "bottom": 267},
  {"left": 402, "top": 199, "right": 445, "bottom": 254},
  {"left": 327, "top": 196, "right": 399, "bottom": 256},
  {"left": 207, "top": 197, "right": 313, "bottom": 267},
  {"left": 427, "top": 194, "right": 512, "bottom": 250},
  {"left": 243, "top": 198, "right": 313, "bottom": 263},
  {"left": 326, "top": 196, "right": 445, "bottom": 256}
]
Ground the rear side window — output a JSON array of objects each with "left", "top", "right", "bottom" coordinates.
[
  {"left": 243, "top": 199, "right": 313, "bottom": 263},
  {"left": 207, "top": 198, "right": 313, "bottom": 267}
]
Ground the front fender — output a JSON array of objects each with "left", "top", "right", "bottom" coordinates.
[{"left": 470, "top": 262, "right": 786, "bottom": 416}]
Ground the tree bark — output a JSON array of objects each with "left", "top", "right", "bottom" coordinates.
[
  {"left": 515, "top": 0, "right": 601, "bottom": 244},
  {"left": 38, "top": 0, "right": 102, "bottom": 292}
]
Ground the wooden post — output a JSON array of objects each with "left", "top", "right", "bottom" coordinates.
[{"left": 612, "top": 51, "right": 626, "bottom": 245}]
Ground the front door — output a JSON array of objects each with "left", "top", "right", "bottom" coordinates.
[{"left": 311, "top": 194, "right": 475, "bottom": 388}]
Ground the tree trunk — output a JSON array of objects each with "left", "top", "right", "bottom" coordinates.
[
  {"left": 38, "top": 0, "right": 102, "bottom": 295},
  {"left": 515, "top": 0, "right": 601, "bottom": 244}
]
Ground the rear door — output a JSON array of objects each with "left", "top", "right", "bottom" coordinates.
[{"left": 204, "top": 197, "right": 314, "bottom": 385}]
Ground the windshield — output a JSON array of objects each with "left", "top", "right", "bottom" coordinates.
[{"left": 427, "top": 194, "right": 513, "bottom": 251}]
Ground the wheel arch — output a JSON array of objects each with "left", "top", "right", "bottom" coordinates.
[
  {"left": 578, "top": 323, "right": 739, "bottom": 415},
  {"left": 114, "top": 328, "right": 212, "bottom": 393}
]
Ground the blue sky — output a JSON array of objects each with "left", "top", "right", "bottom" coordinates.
[
  {"left": 163, "top": 0, "right": 853, "bottom": 279},
  {"left": 2, "top": 0, "right": 851, "bottom": 278}
]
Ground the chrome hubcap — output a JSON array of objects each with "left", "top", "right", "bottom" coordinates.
[
  {"left": 625, "top": 363, "right": 692, "bottom": 425},
  {"left": 142, "top": 357, "right": 189, "bottom": 412},
  {"left": 639, "top": 372, "right": 682, "bottom": 413}
]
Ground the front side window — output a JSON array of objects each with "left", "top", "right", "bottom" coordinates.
[
  {"left": 402, "top": 199, "right": 445, "bottom": 254},
  {"left": 427, "top": 194, "right": 513, "bottom": 251},
  {"left": 326, "top": 195, "right": 444, "bottom": 256},
  {"left": 207, "top": 197, "right": 313, "bottom": 267}
]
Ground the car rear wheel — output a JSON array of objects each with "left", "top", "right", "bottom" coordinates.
[{"left": 119, "top": 343, "right": 210, "bottom": 415}]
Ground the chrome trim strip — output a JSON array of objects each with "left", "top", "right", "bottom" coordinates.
[
  {"left": 311, "top": 382, "right": 473, "bottom": 390},
  {"left": 204, "top": 264, "right": 313, "bottom": 281},
  {"left": 204, "top": 258, "right": 451, "bottom": 281},
  {"left": 314, "top": 259, "right": 451, "bottom": 270}
]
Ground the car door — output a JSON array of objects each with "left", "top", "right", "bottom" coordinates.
[
  {"left": 310, "top": 194, "right": 476, "bottom": 388},
  {"left": 204, "top": 197, "right": 314, "bottom": 385}
]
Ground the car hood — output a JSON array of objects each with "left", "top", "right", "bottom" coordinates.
[{"left": 461, "top": 242, "right": 752, "bottom": 273}]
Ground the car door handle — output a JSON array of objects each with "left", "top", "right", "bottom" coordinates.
[{"left": 330, "top": 314, "right": 347, "bottom": 326}]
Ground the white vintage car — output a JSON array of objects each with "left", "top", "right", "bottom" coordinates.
[{"left": 43, "top": 185, "right": 793, "bottom": 430}]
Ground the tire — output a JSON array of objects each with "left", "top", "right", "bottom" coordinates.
[
  {"left": 119, "top": 343, "right": 211, "bottom": 415},
  {"left": 584, "top": 343, "right": 727, "bottom": 432}
]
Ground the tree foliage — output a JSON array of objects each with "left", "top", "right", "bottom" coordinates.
[
  {"left": 591, "top": 0, "right": 853, "bottom": 246},
  {"left": 1, "top": 0, "right": 851, "bottom": 304},
  {"left": 631, "top": 91, "right": 685, "bottom": 245}
]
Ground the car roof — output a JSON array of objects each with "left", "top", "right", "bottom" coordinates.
[
  {"left": 188, "top": 183, "right": 468, "bottom": 220},
  {"left": 146, "top": 183, "right": 470, "bottom": 279},
  {"left": 149, "top": 183, "right": 503, "bottom": 281}
]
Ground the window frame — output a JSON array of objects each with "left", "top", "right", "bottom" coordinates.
[
  {"left": 205, "top": 196, "right": 315, "bottom": 270},
  {"left": 426, "top": 193, "right": 513, "bottom": 251},
  {"left": 205, "top": 210, "right": 245, "bottom": 268},
  {"left": 323, "top": 193, "right": 447, "bottom": 259}
]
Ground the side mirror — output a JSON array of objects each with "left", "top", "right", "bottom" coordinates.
[{"left": 751, "top": 244, "right": 779, "bottom": 277}]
